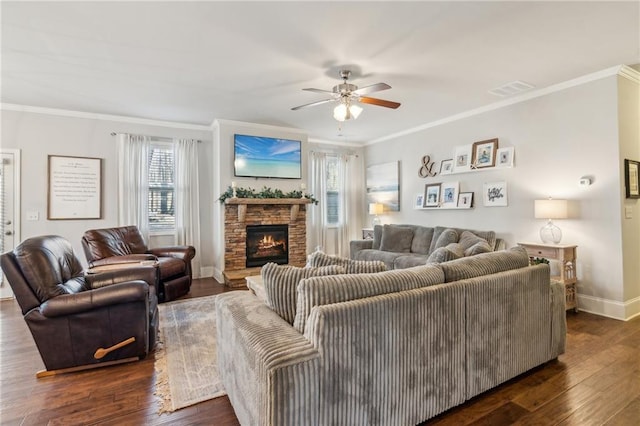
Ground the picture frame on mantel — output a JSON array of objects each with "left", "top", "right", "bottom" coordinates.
[
  {"left": 624, "top": 159, "right": 640, "bottom": 198},
  {"left": 48, "top": 155, "right": 102, "bottom": 220}
]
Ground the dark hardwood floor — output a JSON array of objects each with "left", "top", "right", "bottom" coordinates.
[{"left": 1, "top": 278, "right": 639, "bottom": 425}]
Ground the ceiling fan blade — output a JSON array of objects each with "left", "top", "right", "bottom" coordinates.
[
  {"left": 359, "top": 96, "right": 401, "bottom": 109},
  {"left": 352, "top": 83, "right": 391, "bottom": 96},
  {"left": 291, "top": 98, "right": 335, "bottom": 110},
  {"left": 302, "top": 88, "right": 336, "bottom": 94}
]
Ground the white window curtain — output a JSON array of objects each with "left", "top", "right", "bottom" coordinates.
[
  {"left": 173, "top": 138, "right": 202, "bottom": 278},
  {"left": 116, "top": 133, "right": 150, "bottom": 242},
  {"left": 309, "top": 152, "right": 328, "bottom": 253},
  {"left": 309, "top": 151, "right": 363, "bottom": 257}
]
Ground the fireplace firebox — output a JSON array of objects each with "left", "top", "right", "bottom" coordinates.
[{"left": 246, "top": 224, "right": 289, "bottom": 267}]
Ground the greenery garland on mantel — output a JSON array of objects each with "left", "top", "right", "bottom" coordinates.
[{"left": 218, "top": 186, "right": 318, "bottom": 205}]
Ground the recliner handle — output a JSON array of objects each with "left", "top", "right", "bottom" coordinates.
[{"left": 94, "top": 337, "right": 136, "bottom": 359}]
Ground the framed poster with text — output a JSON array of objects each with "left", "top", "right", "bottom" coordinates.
[{"left": 48, "top": 155, "right": 102, "bottom": 220}]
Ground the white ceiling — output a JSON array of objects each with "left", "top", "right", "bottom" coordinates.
[{"left": 2, "top": 1, "right": 639, "bottom": 144}]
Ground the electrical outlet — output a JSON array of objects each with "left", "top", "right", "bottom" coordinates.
[
  {"left": 27, "top": 211, "right": 39, "bottom": 221},
  {"left": 625, "top": 206, "right": 633, "bottom": 219}
]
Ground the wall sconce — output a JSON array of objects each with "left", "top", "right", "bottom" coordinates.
[
  {"left": 369, "top": 203, "right": 384, "bottom": 227},
  {"left": 534, "top": 198, "right": 568, "bottom": 244}
]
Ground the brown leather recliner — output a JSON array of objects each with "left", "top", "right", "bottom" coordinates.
[
  {"left": 81, "top": 226, "right": 196, "bottom": 302},
  {"left": 0, "top": 235, "right": 158, "bottom": 377}
]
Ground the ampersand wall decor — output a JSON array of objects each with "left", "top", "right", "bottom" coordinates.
[{"left": 418, "top": 155, "right": 437, "bottom": 178}]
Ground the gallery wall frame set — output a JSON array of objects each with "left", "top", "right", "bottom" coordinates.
[
  {"left": 418, "top": 181, "right": 473, "bottom": 209},
  {"left": 624, "top": 159, "right": 639, "bottom": 199},
  {"left": 48, "top": 155, "right": 103, "bottom": 220},
  {"left": 444, "top": 138, "right": 514, "bottom": 175}
]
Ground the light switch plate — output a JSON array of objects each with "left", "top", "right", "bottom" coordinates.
[{"left": 625, "top": 206, "right": 633, "bottom": 219}]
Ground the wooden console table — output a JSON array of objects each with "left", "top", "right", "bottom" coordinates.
[{"left": 517, "top": 242, "right": 578, "bottom": 312}]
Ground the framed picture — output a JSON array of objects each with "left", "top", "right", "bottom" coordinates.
[
  {"left": 453, "top": 145, "right": 473, "bottom": 173},
  {"left": 367, "top": 161, "right": 400, "bottom": 211},
  {"left": 440, "top": 181, "right": 459, "bottom": 208},
  {"left": 414, "top": 193, "right": 425, "bottom": 209},
  {"left": 483, "top": 181, "right": 508, "bottom": 207},
  {"left": 423, "top": 183, "right": 441, "bottom": 208},
  {"left": 48, "top": 155, "right": 102, "bottom": 220},
  {"left": 471, "top": 138, "right": 498, "bottom": 168},
  {"left": 625, "top": 159, "right": 639, "bottom": 199},
  {"left": 496, "top": 147, "right": 515, "bottom": 168},
  {"left": 457, "top": 192, "right": 474, "bottom": 208},
  {"left": 439, "top": 159, "right": 454, "bottom": 175}
]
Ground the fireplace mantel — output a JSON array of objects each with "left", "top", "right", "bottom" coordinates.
[{"left": 225, "top": 198, "right": 312, "bottom": 222}]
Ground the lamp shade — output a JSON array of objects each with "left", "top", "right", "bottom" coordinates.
[
  {"left": 369, "top": 203, "right": 384, "bottom": 215},
  {"left": 534, "top": 199, "right": 568, "bottom": 220}
]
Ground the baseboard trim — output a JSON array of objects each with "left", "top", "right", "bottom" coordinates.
[{"left": 576, "top": 294, "right": 640, "bottom": 321}]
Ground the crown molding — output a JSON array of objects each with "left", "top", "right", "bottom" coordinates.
[
  {"left": 618, "top": 64, "right": 640, "bottom": 83},
  {"left": 211, "top": 118, "right": 307, "bottom": 135},
  {"left": 368, "top": 65, "right": 628, "bottom": 146},
  {"left": 0, "top": 103, "right": 211, "bottom": 131}
]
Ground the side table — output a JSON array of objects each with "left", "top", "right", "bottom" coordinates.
[{"left": 517, "top": 242, "right": 578, "bottom": 312}]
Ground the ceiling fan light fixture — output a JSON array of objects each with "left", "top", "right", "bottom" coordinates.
[
  {"left": 350, "top": 104, "right": 363, "bottom": 119},
  {"left": 333, "top": 102, "right": 362, "bottom": 122},
  {"left": 333, "top": 103, "right": 348, "bottom": 121}
]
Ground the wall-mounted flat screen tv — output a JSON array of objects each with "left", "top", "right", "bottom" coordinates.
[{"left": 234, "top": 134, "right": 302, "bottom": 179}]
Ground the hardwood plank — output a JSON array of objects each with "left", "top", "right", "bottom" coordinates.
[{"left": 2, "top": 278, "right": 639, "bottom": 426}]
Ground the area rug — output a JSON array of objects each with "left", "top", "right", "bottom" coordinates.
[{"left": 154, "top": 294, "right": 227, "bottom": 413}]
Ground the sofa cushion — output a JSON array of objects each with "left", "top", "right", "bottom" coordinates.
[
  {"left": 293, "top": 264, "right": 445, "bottom": 333},
  {"left": 352, "top": 249, "right": 404, "bottom": 270},
  {"left": 261, "top": 263, "right": 345, "bottom": 324},
  {"left": 379, "top": 225, "right": 414, "bottom": 253},
  {"left": 308, "top": 251, "right": 387, "bottom": 274},
  {"left": 430, "top": 228, "right": 459, "bottom": 253},
  {"left": 393, "top": 254, "right": 429, "bottom": 269},
  {"left": 410, "top": 226, "right": 434, "bottom": 255},
  {"left": 464, "top": 241, "right": 493, "bottom": 257},
  {"left": 439, "top": 246, "right": 530, "bottom": 283}
]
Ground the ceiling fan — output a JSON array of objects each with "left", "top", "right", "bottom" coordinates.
[{"left": 291, "top": 70, "right": 401, "bottom": 122}]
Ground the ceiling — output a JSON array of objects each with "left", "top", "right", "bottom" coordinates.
[{"left": 2, "top": 1, "right": 638, "bottom": 144}]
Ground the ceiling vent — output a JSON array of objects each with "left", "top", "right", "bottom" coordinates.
[{"left": 488, "top": 80, "right": 535, "bottom": 97}]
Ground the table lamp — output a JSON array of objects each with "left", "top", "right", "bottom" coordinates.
[
  {"left": 369, "top": 203, "right": 384, "bottom": 227},
  {"left": 534, "top": 198, "right": 568, "bottom": 244}
]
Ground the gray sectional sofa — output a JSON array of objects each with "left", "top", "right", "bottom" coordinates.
[
  {"left": 215, "top": 247, "right": 566, "bottom": 426},
  {"left": 350, "top": 224, "right": 506, "bottom": 269}
]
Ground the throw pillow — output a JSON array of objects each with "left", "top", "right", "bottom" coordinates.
[
  {"left": 464, "top": 241, "right": 492, "bottom": 257},
  {"left": 431, "top": 228, "right": 459, "bottom": 252},
  {"left": 426, "top": 246, "right": 462, "bottom": 264},
  {"left": 379, "top": 225, "right": 414, "bottom": 253},
  {"left": 308, "top": 251, "right": 387, "bottom": 274},
  {"left": 261, "top": 263, "right": 345, "bottom": 324},
  {"left": 458, "top": 230, "right": 492, "bottom": 256}
]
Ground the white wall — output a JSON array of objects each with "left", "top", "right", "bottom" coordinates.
[
  {"left": 364, "top": 72, "right": 639, "bottom": 320},
  {"left": 0, "top": 108, "right": 214, "bottom": 274},
  {"left": 618, "top": 74, "right": 640, "bottom": 316}
]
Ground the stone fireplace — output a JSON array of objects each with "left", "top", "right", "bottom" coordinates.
[{"left": 223, "top": 198, "right": 311, "bottom": 286}]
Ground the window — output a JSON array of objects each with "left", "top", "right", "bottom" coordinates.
[
  {"left": 326, "top": 155, "right": 340, "bottom": 225},
  {"left": 148, "top": 143, "right": 175, "bottom": 231}
]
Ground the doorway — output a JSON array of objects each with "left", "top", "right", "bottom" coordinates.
[{"left": 0, "top": 149, "right": 21, "bottom": 299}]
